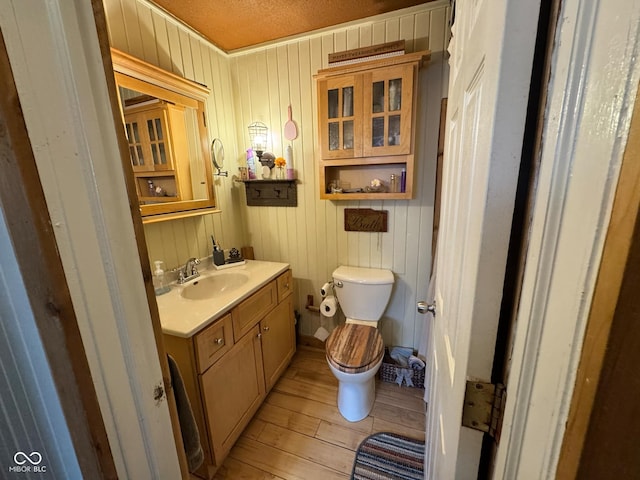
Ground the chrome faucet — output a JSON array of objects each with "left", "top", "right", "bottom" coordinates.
[{"left": 177, "top": 257, "right": 200, "bottom": 284}]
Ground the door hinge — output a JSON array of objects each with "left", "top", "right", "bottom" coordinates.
[{"left": 461, "top": 380, "right": 506, "bottom": 443}]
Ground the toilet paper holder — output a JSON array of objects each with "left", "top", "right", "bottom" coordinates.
[{"left": 305, "top": 295, "right": 320, "bottom": 313}]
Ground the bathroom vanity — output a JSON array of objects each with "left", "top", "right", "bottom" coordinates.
[{"left": 158, "top": 260, "right": 295, "bottom": 478}]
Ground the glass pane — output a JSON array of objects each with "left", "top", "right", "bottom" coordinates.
[
  {"left": 343, "top": 121, "right": 354, "bottom": 150},
  {"left": 342, "top": 87, "right": 353, "bottom": 117},
  {"left": 129, "top": 146, "right": 137, "bottom": 166},
  {"left": 147, "top": 119, "right": 156, "bottom": 141},
  {"left": 159, "top": 143, "right": 167, "bottom": 165},
  {"left": 389, "top": 78, "right": 402, "bottom": 111},
  {"left": 136, "top": 146, "right": 144, "bottom": 165},
  {"left": 389, "top": 115, "right": 401, "bottom": 145},
  {"left": 125, "top": 124, "right": 133, "bottom": 143},
  {"left": 328, "top": 89, "right": 339, "bottom": 119},
  {"left": 372, "top": 81, "right": 384, "bottom": 113},
  {"left": 328, "top": 122, "right": 339, "bottom": 150},
  {"left": 132, "top": 122, "right": 140, "bottom": 142},
  {"left": 155, "top": 118, "right": 164, "bottom": 140},
  {"left": 372, "top": 117, "right": 385, "bottom": 147},
  {"left": 151, "top": 144, "right": 159, "bottom": 165}
]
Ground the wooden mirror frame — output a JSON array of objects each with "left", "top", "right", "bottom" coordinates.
[{"left": 111, "top": 48, "right": 218, "bottom": 222}]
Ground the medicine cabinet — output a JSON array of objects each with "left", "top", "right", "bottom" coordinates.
[
  {"left": 111, "top": 48, "right": 217, "bottom": 222},
  {"left": 315, "top": 51, "right": 429, "bottom": 200}
]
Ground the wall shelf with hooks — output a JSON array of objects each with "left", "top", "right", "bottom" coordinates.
[{"left": 241, "top": 179, "right": 297, "bottom": 207}]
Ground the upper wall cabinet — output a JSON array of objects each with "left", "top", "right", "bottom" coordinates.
[
  {"left": 111, "top": 48, "right": 218, "bottom": 222},
  {"left": 316, "top": 51, "right": 430, "bottom": 200}
]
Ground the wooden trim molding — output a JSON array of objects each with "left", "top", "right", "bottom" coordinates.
[
  {"left": 111, "top": 47, "right": 210, "bottom": 101},
  {"left": 94, "top": 2, "right": 190, "bottom": 477},
  {"left": 0, "top": 29, "right": 117, "bottom": 479},
  {"left": 556, "top": 82, "right": 640, "bottom": 479}
]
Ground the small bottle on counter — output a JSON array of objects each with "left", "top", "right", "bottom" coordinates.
[{"left": 153, "top": 260, "right": 170, "bottom": 295}]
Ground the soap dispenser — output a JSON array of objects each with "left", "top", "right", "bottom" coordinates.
[{"left": 153, "top": 260, "right": 170, "bottom": 295}]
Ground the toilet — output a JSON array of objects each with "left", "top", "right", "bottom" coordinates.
[{"left": 325, "top": 266, "right": 394, "bottom": 422}]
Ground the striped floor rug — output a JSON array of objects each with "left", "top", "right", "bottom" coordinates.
[{"left": 351, "top": 432, "right": 425, "bottom": 480}]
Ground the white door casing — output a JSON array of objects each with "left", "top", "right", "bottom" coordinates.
[
  {"left": 425, "top": 1, "right": 540, "bottom": 478},
  {"left": 0, "top": 1, "right": 182, "bottom": 478}
]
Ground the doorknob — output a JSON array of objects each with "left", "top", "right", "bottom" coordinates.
[{"left": 417, "top": 301, "right": 436, "bottom": 315}]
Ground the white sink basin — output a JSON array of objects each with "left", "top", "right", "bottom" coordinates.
[{"left": 180, "top": 272, "right": 249, "bottom": 301}]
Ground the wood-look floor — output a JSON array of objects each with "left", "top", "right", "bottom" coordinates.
[{"left": 213, "top": 346, "right": 426, "bottom": 479}]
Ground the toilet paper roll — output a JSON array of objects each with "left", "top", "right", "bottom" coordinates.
[
  {"left": 320, "top": 295, "right": 338, "bottom": 317},
  {"left": 320, "top": 282, "right": 332, "bottom": 298}
]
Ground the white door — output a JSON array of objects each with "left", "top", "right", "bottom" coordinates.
[{"left": 425, "top": 2, "right": 540, "bottom": 478}]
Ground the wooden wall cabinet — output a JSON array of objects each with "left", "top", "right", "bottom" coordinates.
[
  {"left": 163, "top": 270, "right": 295, "bottom": 478},
  {"left": 124, "top": 100, "right": 193, "bottom": 204},
  {"left": 315, "top": 51, "right": 429, "bottom": 200},
  {"left": 112, "top": 48, "right": 218, "bottom": 223}
]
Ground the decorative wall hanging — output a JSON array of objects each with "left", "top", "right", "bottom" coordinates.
[{"left": 344, "top": 208, "right": 388, "bottom": 232}]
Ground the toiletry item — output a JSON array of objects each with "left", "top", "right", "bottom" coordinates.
[
  {"left": 153, "top": 260, "right": 170, "bottom": 295},
  {"left": 148, "top": 180, "right": 155, "bottom": 197},
  {"left": 285, "top": 145, "right": 295, "bottom": 179},
  {"left": 246, "top": 148, "right": 256, "bottom": 179},
  {"left": 211, "top": 235, "right": 225, "bottom": 266},
  {"left": 400, "top": 168, "right": 406, "bottom": 193},
  {"left": 320, "top": 295, "right": 338, "bottom": 317},
  {"left": 213, "top": 250, "right": 225, "bottom": 266},
  {"left": 390, "top": 174, "right": 398, "bottom": 193}
]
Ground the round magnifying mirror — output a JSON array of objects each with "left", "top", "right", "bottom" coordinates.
[{"left": 211, "top": 138, "right": 228, "bottom": 176}]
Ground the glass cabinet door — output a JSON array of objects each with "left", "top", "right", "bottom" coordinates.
[
  {"left": 143, "top": 111, "right": 171, "bottom": 171},
  {"left": 363, "top": 64, "right": 414, "bottom": 157},
  {"left": 125, "top": 119, "right": 148, "bottom": 172},
  {"left": 319, "top": 75, "right": 363, "bottom": 159}
]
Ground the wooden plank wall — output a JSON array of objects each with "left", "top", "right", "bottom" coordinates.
[{"left": 103, "top": 0, "right": 450, "bottom": 350}]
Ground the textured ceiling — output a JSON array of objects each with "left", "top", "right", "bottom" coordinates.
[{"left": 150, "top": 0, "right": 434, "bottom": 52}]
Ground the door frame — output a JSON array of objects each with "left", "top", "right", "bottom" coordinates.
[
  {"left": 492, "top": 0, "right": 640, "bottom": 477},
  {"left": 556, "top": 80, "right": 640, "bottom": 479},
  {"left": 0, "top": 0, "right": 186, "bottom": 477},
  {"left": 0, "top": 28, "right": 117, "bottom": 480}
]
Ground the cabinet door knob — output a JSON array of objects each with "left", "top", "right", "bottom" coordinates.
[
  {"left": 214, "top": 338, "right": 223, "bottom": 345},
  {"left": 263, "top": 326, "right": 270, "bottom": 332},
  {"left": 257, "top": 332, "right": 262, "bottom": 339}
]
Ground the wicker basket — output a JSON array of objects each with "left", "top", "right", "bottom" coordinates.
[{"left": 378, "top": 348, "right": 425, "bottom": 388}]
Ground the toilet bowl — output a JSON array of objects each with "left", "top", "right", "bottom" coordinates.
[{"left": 325, "top": 266, "right": 394, "bottom": 422}]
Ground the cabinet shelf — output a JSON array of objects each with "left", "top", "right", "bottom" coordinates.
[{"left": 316, "top": 50, "right": 429, "bottom": 201}]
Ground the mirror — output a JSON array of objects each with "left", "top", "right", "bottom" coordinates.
[
  {"left": 111, "top": 48, "right": 216, "bottom": 221},
  {"left": 211, "top": 138, "right": 228, "bottom": 177}
]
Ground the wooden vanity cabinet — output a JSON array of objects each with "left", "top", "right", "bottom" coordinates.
[
  {"left": 163, "top": 269, "right": 295, "bottom": 479},
  {"left": 261, "top": 295, "right": 295, "bottom": 391},
  {"left": 315, "top": 51, "right": 429, "bottom": 200},
  {"left": 200, "top": 324, "right": 265, "bottom": 463}
]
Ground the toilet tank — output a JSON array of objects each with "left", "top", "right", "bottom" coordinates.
[{"left": 332, "top": 266, "right": 394, "bottom": 321}]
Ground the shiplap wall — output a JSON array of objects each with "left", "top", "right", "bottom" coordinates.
[{"left": 104, "top": 0, "right": 449, "bottom": 349}]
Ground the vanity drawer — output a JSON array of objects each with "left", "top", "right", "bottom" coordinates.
[
  {"left": 195, "top": 313, "right": 233, "bottom": 373},
  {"left": 232, "top": 281, "right": 277, "bottom": 341},
  {"left": 276, "top": 269, "right": 293, "bottom": 302}
]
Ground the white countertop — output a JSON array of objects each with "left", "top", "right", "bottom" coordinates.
[{"left": 156, "top": 259, "right": 290, "bottom": 337}]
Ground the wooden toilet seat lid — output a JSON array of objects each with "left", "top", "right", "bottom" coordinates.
[{"left": 326, "top": 323, "right": 384, "bottom": 374}]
